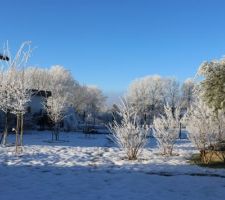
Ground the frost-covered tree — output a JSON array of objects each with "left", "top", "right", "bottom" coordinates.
[
  {"left": 70, "top": 85, "right": 90, "bottom": 113},
  {"left": 44, "top": 94, "right": 68, "bottom": 141},
  {"left": 70, "top": 85, "right": 106, "bottom": 124},
  {"left": 197, "top": 58, "right": 225, "bottom": 111},
  {"left": 0, "top": 69, "right": 11, "bottom": 146},
  {"left": 24, "top": 66, "right": 94, "bottom": 125},
  {"left": 0, "top": 46, "right": 15, "bottom": 146},
  {"left": 213, "top": 110, "right": 225, "bottom": 144},
  {"left": 108, "top": 99, "right": 149, "bottom": 160},
  {"left": 181, "top": 78, "right": 195, "bottom": 109},
  {"left": 164, "top": 78, "right": 180, "bottom": 110},
  {"left": 126, "top": 75, "right": 165, "bottom": 124},
  {"left": 48, "top": 65, "right": 77, "bottom": 96},
  {"left": 0, "top": 41, "right": 32, "bottom": 152},
  {"left": 153, "top": 104, "right": 180, "bottom": 156},
  {"left": 25, "top": 65, "right": 78, "bottom": 96},
  {"left": 24, "top": 65, "right": 107, "bottom": 126},
  {"left": 24, "top": 67, "right": 50, "bottom": 91},
  {"left": 127, "top": 75, "right": 181, "bottom": 124},
  {"left": 9, "top": 71, "right": 32, "bottom": 150},
  {"left": 84, "top": 86, "right": 106, "bottom": 124},
  {"left": 25, "top": 65, "right": 84, "bottom": 131}
]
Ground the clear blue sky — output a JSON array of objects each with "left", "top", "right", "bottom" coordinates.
[{"left": 1, "top": 0, "right": 225, "bottom": 93}]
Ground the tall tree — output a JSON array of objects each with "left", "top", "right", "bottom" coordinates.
[
  {"left": 0, "top": 41, "right": 32, "bottom": 152},
  {"left": 181, "top": 78, "right": 195, "bottom": 109},
  {"left": 126, "top": 75, "right": 165, "bottom": 123},
  {"left": 197, "top": 58, "right": 225, "bottom": 112}
]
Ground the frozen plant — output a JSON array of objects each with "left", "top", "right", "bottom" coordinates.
[
  {"left": 153, "top": 104, "right": 180, "bottom": 156},
  {"left": 182, "top": 99, "right": 223, "bottom": 164},
  {"left": 44, "top": 94, "right": 68, "bottom": 141},
  {"left": 108, "top": 99, "right": 149, "bottom": 160}
]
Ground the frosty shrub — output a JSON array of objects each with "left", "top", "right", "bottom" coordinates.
[
  {"left": 108, "top": 99, "right": 149, "bottom": 160},
  {"left": 153, "top": 104, "right": 180, "bottom": 156},
  {"left": 183, "top": 99, "right": 225, "bottom": 164}
]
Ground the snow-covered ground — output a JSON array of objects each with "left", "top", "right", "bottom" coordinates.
[{"left": 0, "top": 131, "right": 225, "bottom": 200}]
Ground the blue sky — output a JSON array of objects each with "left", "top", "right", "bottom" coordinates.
[{"left": 1, "top": 0, "right": 225, "bottom": 93}]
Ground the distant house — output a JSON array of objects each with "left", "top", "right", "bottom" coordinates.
[
  {"left": 0, "top": 89, "right": 79, "bottom": 131},
  {"left": 25, "top": 90, "right": 52, "bottom": 130},
  {"left": 27, "top": 90, "right": 80, "bottom": 131},
  {"left": 27, "top": 90, "right": 51, "bottom": 115}
]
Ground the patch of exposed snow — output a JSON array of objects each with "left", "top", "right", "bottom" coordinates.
[{"left": 0, "top": 131, "right": 224, "bottom": 200}]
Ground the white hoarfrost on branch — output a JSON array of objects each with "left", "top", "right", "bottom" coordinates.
[
  {"left": 153, "top": 104, "right": 180, "bottom": 156},
  {"left": 108, "top": 99, "right": 149, "bottom": 160}
]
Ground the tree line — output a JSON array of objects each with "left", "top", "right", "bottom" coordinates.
[{"left": 0, "top": 42, "right": 106, "bottom": 151}]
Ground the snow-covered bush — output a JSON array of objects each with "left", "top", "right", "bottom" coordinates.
[
  {"left": 108, "top": 99, "right": 149, "bottom": 160},
  {"left": 182, "top": 99, "right": 221, "bottom": 163},
  {"left": 153, "top": 104, "right": 180, "bottom": 156}
]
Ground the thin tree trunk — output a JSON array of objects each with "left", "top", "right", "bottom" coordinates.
[
  {"left": 54, "top": 124, "right": 57, "bottom": 141},
  {"left": 1, "top": 111, "right": 8, "bottom": 146},
  {"left": 52, "top": 130, "right": 54, "bottom": 141},
  {"left": 179, "top": 122, "right": 182, "bottom": 139},
  {"left": 56, "top": 123, "right": 59, "bottom": 141},
  {"left": 20, "top": 113, "right": 24, "bottom": 146},
  {"left": 15, "top": 114, "right": 20, "bottom": 153}
]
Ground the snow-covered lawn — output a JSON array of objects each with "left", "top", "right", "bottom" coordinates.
[{"left": 0, "top": 131, "right": 225, "bottom": 200}]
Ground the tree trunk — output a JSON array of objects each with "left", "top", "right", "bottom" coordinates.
[
  {"left": 52, "top": 131, "right": 54, "bottom": 141},
  {"left": 20, "top": 114, "right": 24, "bottom": 146},
  {"left": 1, "top": 111, "right": 8, "bottom": 146},
  {"left": 93, "top": 112, "right": 96, "bottom": 126},
  {"left": 179, "top": 122, "right": 182, "bottom": 139},
  {"left": 56, "top": 123, "right": 59, "bottom": 141},
  {"left": 53, "top": 123, "right": 58, "bottom": 141},
  {"left": 144, "top": 113, "right": 147, "bottom": 125},
  {"left": 15, "top": 114, "right": 20, "bottom": 153}
]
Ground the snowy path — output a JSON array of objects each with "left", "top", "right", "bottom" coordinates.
[{"left": 0, "top": 132, "right": 225, "bottom": 200}]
